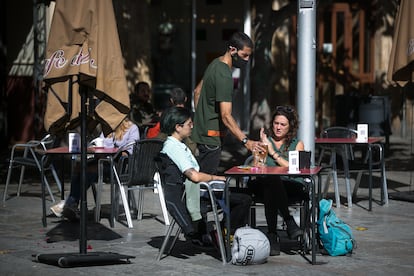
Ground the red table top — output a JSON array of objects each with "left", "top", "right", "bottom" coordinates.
[
  {"left": 315, "top": 137, "right": 383, "bottom": 144},
  {"left": 45, "top": 146, "right": 119, "bottom": 155},
  {"left": 224, "top": 165, "right": 322, "bottom": 176}
]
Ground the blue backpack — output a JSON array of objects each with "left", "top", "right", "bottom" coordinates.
[{"left": 317, "top": 199, "right": 355, "bottom": 256}]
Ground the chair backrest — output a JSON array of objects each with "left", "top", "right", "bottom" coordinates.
[
  {"left": 358, "top": 96, "right": 391, "bottom": 137},
  {"left": 154, "top": 152, "right": 186, "bottom": 185},
  {"left": 126, "top": 139, "right": 164, "bottom": 186},
  {"left": 18, "top": 134, "right": 56, "bottom": 167},
  {"left": 321, "top": 126, "right": 357, "bottom": 161},
  {"left": 321, "top": 126, "right": 357, "bottom": 139}
]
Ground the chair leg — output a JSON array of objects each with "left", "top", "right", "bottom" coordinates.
[
  {"left": 206, "top": 186, "right": 227, "bottom": 265},
  {"left": 113, "top": 168, "right": 133, "bottom": 228},
  {"left": 94, "top": 182, "right": 103, "bottom": 222},
  {"left": 301, "top": 200, "right": 312, "bottom": 253},
  {"left": 3, "top": 160, "right": 14, "bottom": 203},
  {"left": 352, "top": 171, "right": 363, "bottom": 199},
  {"left": 50, "top": 165, "right": 62, "bottom": 193},
  {"left": 155, "top": 172, "right": 170, "bottom": 225},
  {"left": 43, "top": 177, "right": 56, "bottom": 203},
  {"left": 138, "top": 190, "right": 145, "bottom": 220},
  {"left": 322, "top": 171, "right": 333, "bottom": 198},
  {"left": 341, "top": 154, "right": 352, "bottom": 208},
  {"left": 249, "top": 205, "right": 256, "bottom": 228},
  {"left": 95, "top": 160, "right": 106, "bottom": 223},
  {"left": 17, "top": 165, "right": 26, "bottom": 197},
  {"left": 132, "top": 189, "right": 144, "bottom": 221},
  {"left": 157, "top": 219, "right": 181, "bottom": 261},
  {"left": 381, "top": 163, "right": 389, "bottom": 205},
  {"left": 330, "top": 153, "right": 341, "bottom": 208}
]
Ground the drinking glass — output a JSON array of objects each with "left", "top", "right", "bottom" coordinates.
[{"left": 253, "top": 143, "right": 268, "bottom": 167}]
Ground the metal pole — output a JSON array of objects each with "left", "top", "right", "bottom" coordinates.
[
  {"left": 243, "top": 0, "right": 251, "bottom": 132},
  {"left": 190, "top": 0, "right": 196, "bottom": 111},
  {"left": 297, "top": 0, "right": 317, "bottom": 166},
  {"left": 33, "top": 0, "right": 46, "bottom": 138},
  {"left": 79, "top": 84, "right": 87, "bottom": 254}
]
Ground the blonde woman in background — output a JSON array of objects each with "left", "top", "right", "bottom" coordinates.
[{"left": 50, "top": 117, "right": 139, "bottom": 220}]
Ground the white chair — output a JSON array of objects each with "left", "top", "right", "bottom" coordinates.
[{"left": 3, "top": 134, "right": 62, "bottom": 203}]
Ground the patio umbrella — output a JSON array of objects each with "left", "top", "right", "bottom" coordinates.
[
  {"left": 37, "top": 0, "right": 133, "bottom": 267},
  {"left": 43, "top": 0, "right": 130, "bottom": 136},
  {"left": 387, "top": 0, "right": 414, "bottom": 86},
  {"left": 387, "top": 0, "right": 414, "bottom": 202}
]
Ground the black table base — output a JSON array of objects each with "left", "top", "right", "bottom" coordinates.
[{"left": 34, "top": 252, "right": 134, "bottom": 268}]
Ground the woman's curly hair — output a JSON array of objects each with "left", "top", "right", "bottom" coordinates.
[{"left": 266, "top": 105, "right": 299, "bottom": 153}]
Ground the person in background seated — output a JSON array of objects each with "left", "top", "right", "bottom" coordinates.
[
  {"left": 146, "top": 87, "right": 187, "bottom": 139},
  {"left": 160, "top": 106, "right": 251, "bottom": 245},
  {"left": 130, "top": 81, "right": 156, "bottom": 127},
  {"left": 249, "top": 105, "right": 305, "bottom": 256},
  {"left": 50, "top": 117, "right": 139, "bottom": 221}
]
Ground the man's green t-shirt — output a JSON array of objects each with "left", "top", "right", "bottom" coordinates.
[{"left": 192, "top": 58, "right": 233, "bottom": 146}]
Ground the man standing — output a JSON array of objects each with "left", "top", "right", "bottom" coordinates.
[{"left": 192, "top": 32, "right": 261, "bottom": 174}]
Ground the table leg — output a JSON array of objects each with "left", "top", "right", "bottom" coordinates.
[
  {"left": 368, "top": 145, "right": 373, "bottom": 211},
  {"left": 310, "top": 176, "right": 316, "bottom": 265},
  {"left": 109, "top": 157, "right": 115, "bottom": 227},
  {"left": 225, "top": 178, "right": 231, "bottom": 263},
  {"left": 60, "top": 156, "right": 65, "bottom": 201},
  {"left": 380, "top": 144, "right": 389, "bottom": 205},
  {"left": 41, "top": 155, "right": 47, "bottom": 227}
]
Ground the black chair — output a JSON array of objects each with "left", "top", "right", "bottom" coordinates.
[
  {"left": 94, "top": 141, "right": 136, "bottom": 225},
  {"left": 95, "top": 139, "right": 164, "bottom": 228},
  {"left": 154, "top": 153, "right": 227, "bottom": 265}
]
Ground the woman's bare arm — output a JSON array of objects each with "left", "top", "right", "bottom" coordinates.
[{"left": 184, "top": 168, "right": 226, "bottom": 183}]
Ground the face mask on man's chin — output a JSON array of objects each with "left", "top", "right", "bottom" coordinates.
[{"left": 231, "top": 53, "right": 248, "bottom": 69}]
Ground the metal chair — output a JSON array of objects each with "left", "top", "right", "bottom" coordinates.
[
  {"left": 3, "top": 134, "right": 62, "bottom": 203},
  {"left": 154, "top": 153, "right": 227, "bottom": 264}
]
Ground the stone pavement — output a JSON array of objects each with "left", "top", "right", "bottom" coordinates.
[{"left": 0, "top": 136, "right": 414, "bottom": 275}]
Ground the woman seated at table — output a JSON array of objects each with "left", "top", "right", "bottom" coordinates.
[
  {"left": 50, "top": 117, "right": 139, "bottom": 221},
  {"left": 160, "top": 106, "right": 251, "bottom": 245},
  {"left": 249, "top": 105, "right": 305, "bottom": 256}
]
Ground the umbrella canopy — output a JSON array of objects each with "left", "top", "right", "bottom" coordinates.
[
  {"left": 387, "top": 0, "right": 414, "bottom": 86},
  {"left": 43, "top": 0, "right": 130, "bottom": 135}
]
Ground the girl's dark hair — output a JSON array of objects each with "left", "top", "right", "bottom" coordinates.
[
  {"left": 160, "top": 106, "right": 192, "bottom": 135},
  {"left": 267, "top": 105, "right": 299, "bottom": 152}
]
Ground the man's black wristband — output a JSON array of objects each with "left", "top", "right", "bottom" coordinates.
[{"left": 241, "top": 137, "right": 248, "bottom": 145}]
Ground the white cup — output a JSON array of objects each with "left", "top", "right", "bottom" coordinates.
[{"left": 94, "top": 137, "right": 104, "bottom": 147}]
